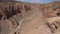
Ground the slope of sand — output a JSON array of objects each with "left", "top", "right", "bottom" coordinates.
[{"left": 0, "top": 1, "right": 60, "bottom": 34}]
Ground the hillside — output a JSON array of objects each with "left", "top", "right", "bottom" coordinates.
[{"left": 0, "top": 1, "right": 60, "bottom": 34}]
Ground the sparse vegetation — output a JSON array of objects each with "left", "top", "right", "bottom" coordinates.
[
  {"left": 0, "top": 26, "right": 2, "bottom": 33},
  {"left": 0, "top": 1, "right": 60, "bottom": 34}
]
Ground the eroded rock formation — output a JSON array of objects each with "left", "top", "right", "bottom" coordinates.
[{"left": 0, "top": 1, "right": 60, "bottom": 34}]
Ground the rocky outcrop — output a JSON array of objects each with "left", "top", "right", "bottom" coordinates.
[{"left": 0, "top": 1, "right": 60, "bottom": 34}]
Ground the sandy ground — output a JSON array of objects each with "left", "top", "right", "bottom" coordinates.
[
  {"left": 0, "top": 1, "right": 60, "bottom": 34},
  {"left": 18, "top": 11, "right": 52, "bottom": 34}
]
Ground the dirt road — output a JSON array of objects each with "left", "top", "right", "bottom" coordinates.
[{"left": 19, "top": 11, "right": 51, "bottom": 34}]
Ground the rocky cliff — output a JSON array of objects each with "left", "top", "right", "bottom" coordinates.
[{"left": 0, "top": 1, "right": 60, "bottom": 34}]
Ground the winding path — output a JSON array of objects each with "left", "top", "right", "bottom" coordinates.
[{"left": 9, "top": 8, "right": 38, "bottom": 34}]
